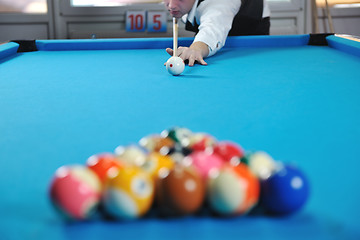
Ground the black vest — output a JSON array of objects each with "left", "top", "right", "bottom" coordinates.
[{"left": 185, "top": 0, "right": 264, "bottom": 36}]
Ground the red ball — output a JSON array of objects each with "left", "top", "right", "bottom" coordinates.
[
  {"left": 49, "top": 165, "right": 102, "bottom": 220},
  {"left": 213, "top": 141, "right": 244, "bottom": 164}
]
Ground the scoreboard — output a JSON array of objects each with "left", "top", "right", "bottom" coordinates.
[{"left": 126, "top": 10, "right": 167, "bottom": 33}]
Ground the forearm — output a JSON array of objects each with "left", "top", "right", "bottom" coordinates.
[{"left": 195, "top": 0, "right": 241, "bottom": 56}]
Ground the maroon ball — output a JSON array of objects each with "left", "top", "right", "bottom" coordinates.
[{"left": 156, "top": 165, "right": 205, "bottom": 216}]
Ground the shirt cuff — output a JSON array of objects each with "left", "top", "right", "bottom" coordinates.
[{"left": 193, "top": 36, "right": 222, "bottom": 57}]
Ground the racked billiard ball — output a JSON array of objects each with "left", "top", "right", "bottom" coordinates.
[
  {"left": 86, "top": 153, "right": 123, "bottom": 185},
  {"left": 139, "top": 134, "right": 175, "bottom": 153},
  {"left": 188, "top": 133, "right": 217, "bottom": 152},
  {"left": 188, "top": 150, "right": 224, "bottom": 180},
  {"left": 207, "top": 163, "right": 260, "bottom": 216},
  {"left": 162, "top": 127, "right": 193, "bottom": 147},
  {"left": 260, "top": 164, "right": 310, "bottom": 215},
  {"left": 160, "top": 144, "right": 193, "bottom": 163},
  {"left": 141, "top": 152, "right": 175, "bottom": 181},
  {"left": 213, "top": 141, "right": 244, "bottom": 164},
  {"left": 114, "top": 144, "right": 147, "bottom": 167},
  {"left": 49, "top": 165, "right": 102, "bottom": 220},
  {"left": 156, "top": 165, "right": 205, "bottom": 216},
  {"left": 244, "top": 151, "right": 278, "bottom": 180},
  {"left": 102, "top": 165, "right": 154, "bottom": 220}
]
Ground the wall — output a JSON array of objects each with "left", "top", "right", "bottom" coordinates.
[{"left": 0, "top": 0, "right": 360, "bottom": 43}]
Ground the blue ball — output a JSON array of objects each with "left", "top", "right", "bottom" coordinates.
[{"left": 260, "top": 164, "right": 310, "bottom": 215}]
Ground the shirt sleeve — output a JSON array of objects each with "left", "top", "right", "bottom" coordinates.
[{"left": 194, "top": 0, "right": 241, "bottom": 57}]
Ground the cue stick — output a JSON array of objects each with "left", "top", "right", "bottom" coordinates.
[
  {"left": 311, "top": 0, "right": 319, "bottom": 33},
  {"left": 173, "top": 17, "right": 178, "bottom": 57},
  {"left": 324, "top": 0, "right": 335, "bottom": 33}
]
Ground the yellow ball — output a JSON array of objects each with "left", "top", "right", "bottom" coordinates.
[
  {"left": 141, "top": 152, "right": 175, "bottom": 180},
  {"left": 103, "top": 165, "right": 154, "bottom": 220}
]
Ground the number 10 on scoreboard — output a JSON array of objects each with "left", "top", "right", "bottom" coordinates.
[
  {"left": 126, "top": 11, "right": 146, "bottom": 32},
  {"left": 126, "top": 10, "right": 167, "bottom": 32}
]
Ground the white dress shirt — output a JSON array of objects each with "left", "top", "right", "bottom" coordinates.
[{"left": 182, "top": 0, "right": 270, "bottom": 57}]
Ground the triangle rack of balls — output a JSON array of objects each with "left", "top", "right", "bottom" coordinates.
[{"left": 49, "top": 127, "right": 310, "bottom": 221}]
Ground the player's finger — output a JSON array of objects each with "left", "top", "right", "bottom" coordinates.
[
  {"left": 166, "top": 48, "right": 173, "bottom": 56},
  {"left": 178, "top": 50, "right": 189, "bottom": 62},
  {"left": 177, "top": 47, "right": 186, "bottom": 58},
  {"left": 188, "top": 56, "right": 196, "bottom": 67},
  {"left": 198, "top": 57, "right": 208, "bottom": 66}
]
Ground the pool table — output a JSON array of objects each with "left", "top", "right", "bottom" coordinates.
[{"left": 1, "top": 34, "right": 360, "bottom": 240}]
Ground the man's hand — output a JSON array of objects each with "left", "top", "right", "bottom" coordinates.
[{"left": 166, "top": 41, "right": 209, "bottom": 66}]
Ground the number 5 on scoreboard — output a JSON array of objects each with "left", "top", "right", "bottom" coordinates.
[
  {"left": 147, "top": 11, "right": 167, "bottom": 32},
  {"left": 126, "top": 11, "right": 146, "bottom": 32}
]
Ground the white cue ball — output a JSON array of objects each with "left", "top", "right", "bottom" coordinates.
[{"left": 166, "top": 56, "right": 185, "bottom": 76}]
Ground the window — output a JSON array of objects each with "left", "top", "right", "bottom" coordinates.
[
  {"left": 0, "top": 0, "right": 47, "bottom": 13},
  {"left": 316, "top": 0, "right": 360, "bottom": 7},
  {"left": 71, "top": 0, "right": 162, "bottom": 7}
]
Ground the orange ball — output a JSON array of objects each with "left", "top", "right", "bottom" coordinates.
[
  {"left": 232, "top": 163, "right": 260, "bottom": 214},
  {"left": 86, "top": 153, "right": 123, "bottom": 186},
  {"left": 207, "top": 163, "right": 260, "bottom": 216}
]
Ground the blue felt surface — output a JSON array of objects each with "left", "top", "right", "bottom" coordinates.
[{"left": 0, "top": 36, "right": 360, "bottom": 240}]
